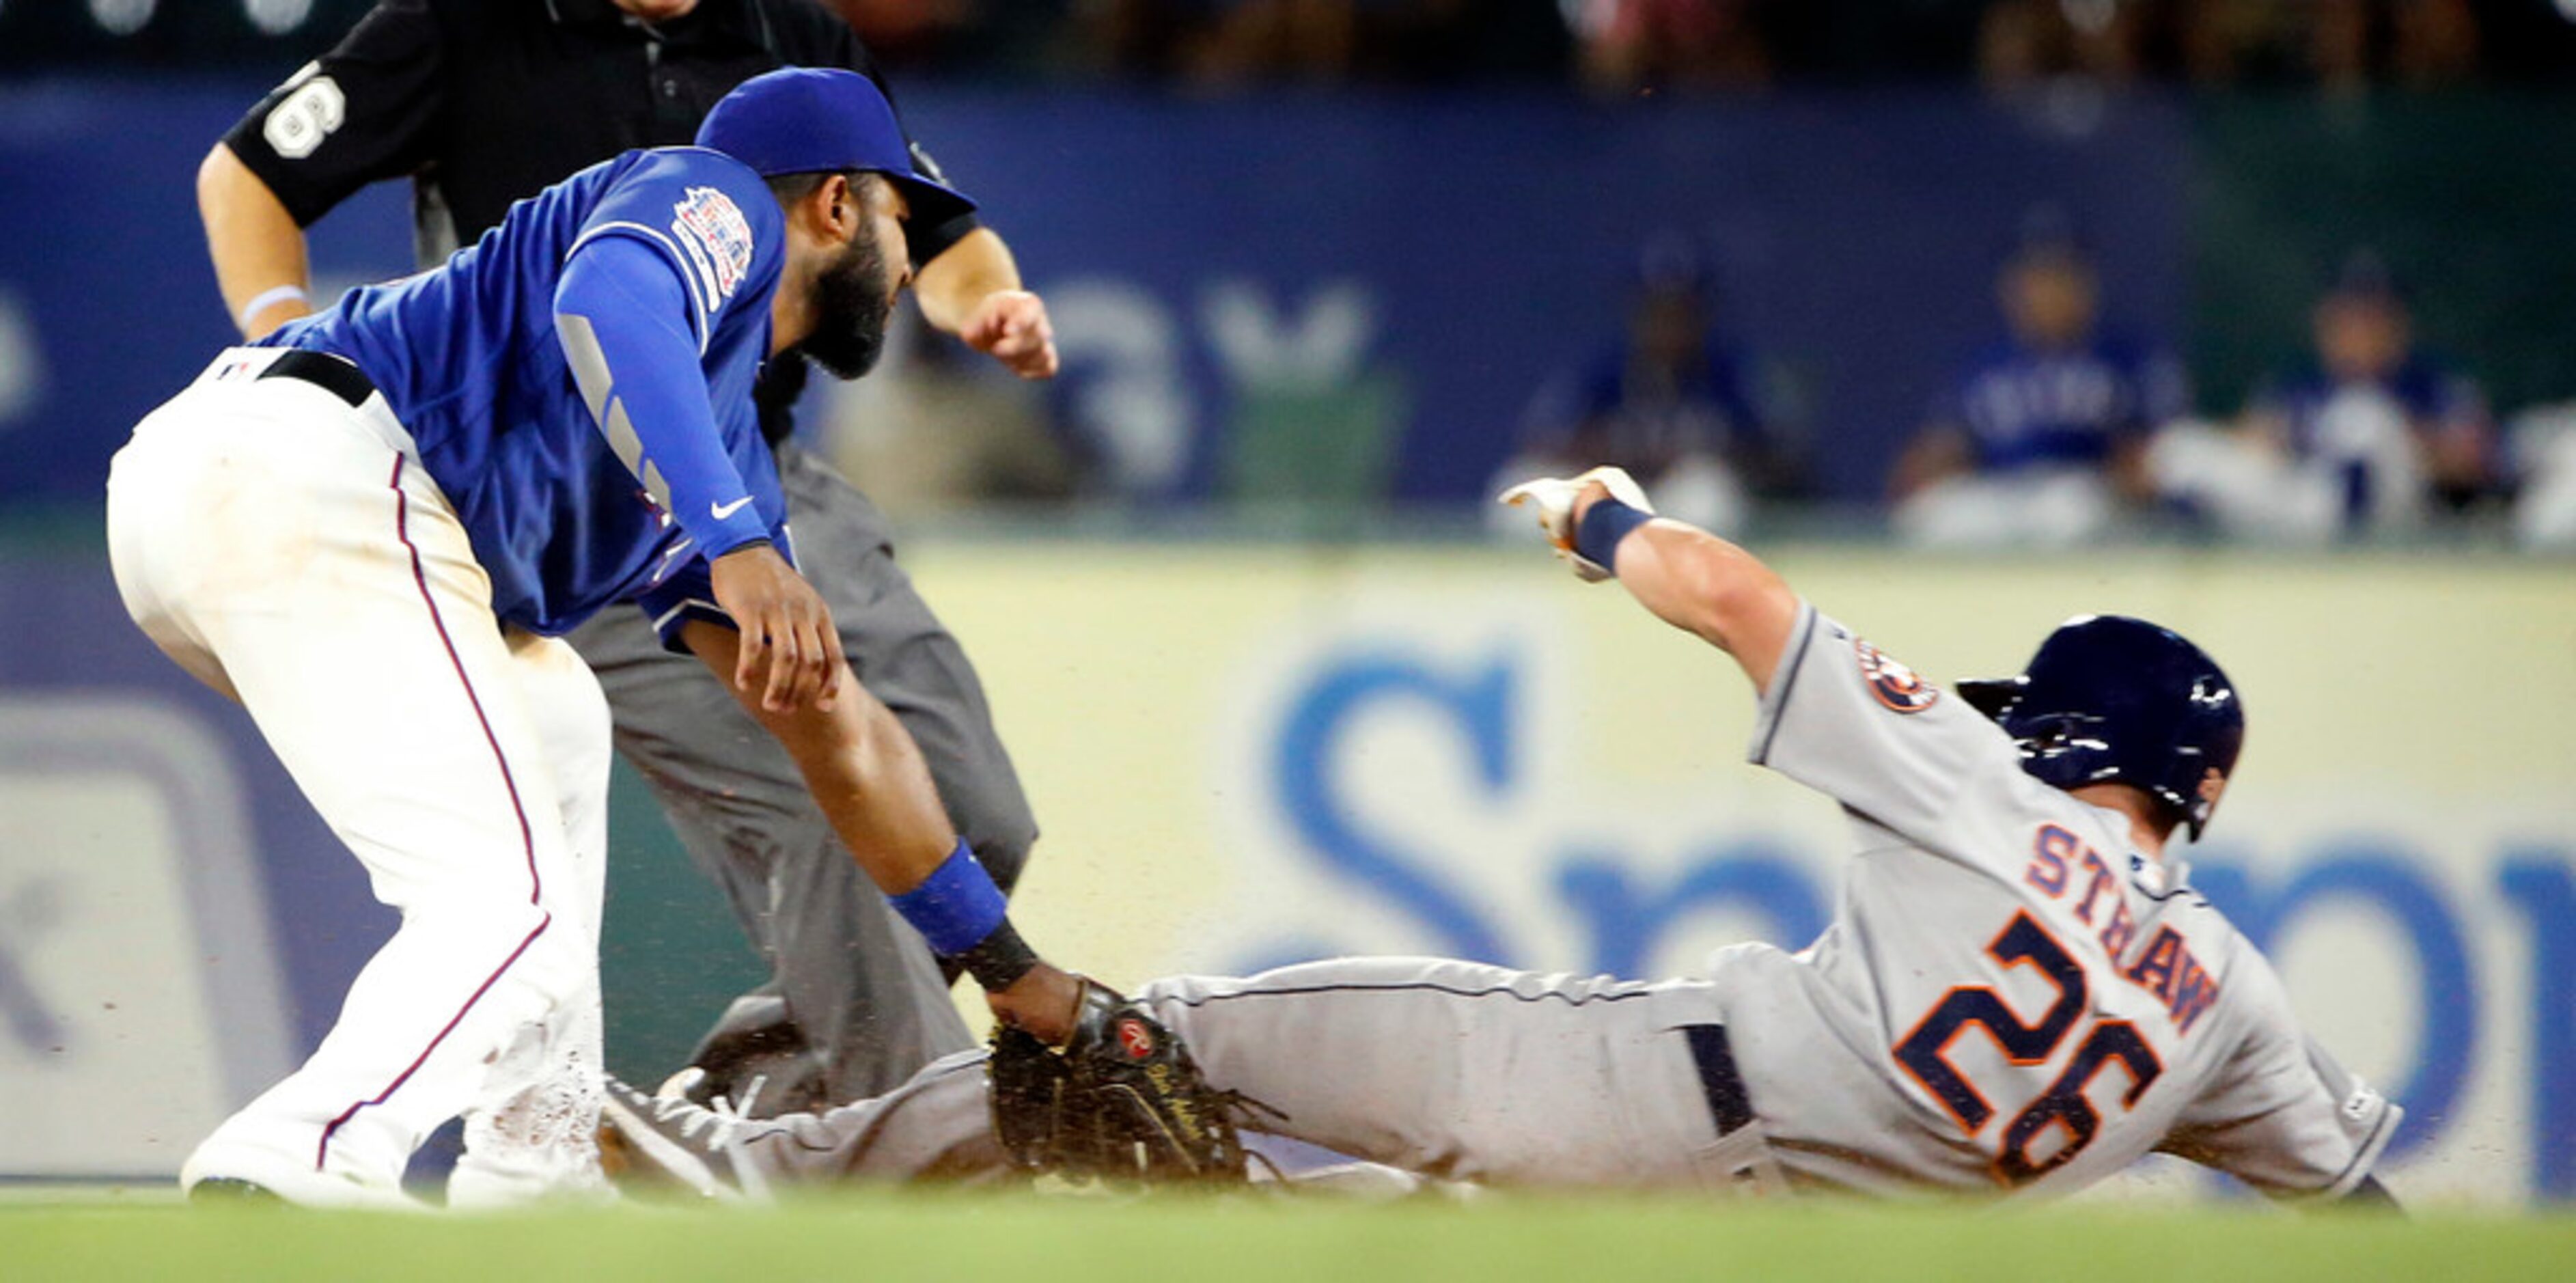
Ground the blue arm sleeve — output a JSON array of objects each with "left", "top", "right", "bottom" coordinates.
[{"left": 555, "top": 234, "right": 772, "bottom": 557}]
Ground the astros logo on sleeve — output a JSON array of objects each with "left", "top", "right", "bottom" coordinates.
[{"left": 1855, "top": 638, "right": 1939, "bottom": 713}]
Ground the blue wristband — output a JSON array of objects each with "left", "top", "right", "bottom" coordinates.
[
  {"left": 888, "top": 840, "right": 1008, "bottom": 956},
  {"left": 1573, "top": 499, "right": 1654, "bottom": 575}
]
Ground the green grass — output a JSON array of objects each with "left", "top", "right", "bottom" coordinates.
[{"left": 7, "top": 1191, "right": 2572, "bottom": 1282}]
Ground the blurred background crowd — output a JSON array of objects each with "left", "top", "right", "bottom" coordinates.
[
  {"left": 5, "top": 0, "right": 2576, "bottom": 548},
  {"left": 16, "top": 0, "right": 2576, "bottom": 90}
]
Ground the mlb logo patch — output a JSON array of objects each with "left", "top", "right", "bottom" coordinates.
[{"left": 671, "top": 186, "right": 754, "bottom": 304}]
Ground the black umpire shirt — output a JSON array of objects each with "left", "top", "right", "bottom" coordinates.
[
  {"left": 219, "top": 0, "right": 980, "bottom": 441},
  {"left": 224, "top": 0, "right": 978, "bottom": 266}
]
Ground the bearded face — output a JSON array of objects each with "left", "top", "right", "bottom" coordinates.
[{"left": 797, "top": 224, "right": 898, "bottom": 381}]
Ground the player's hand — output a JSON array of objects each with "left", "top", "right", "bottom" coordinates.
[
  {"left": 1497, "top": 465, "right": 1656, "bottom": 582},
  {"left": 959, "top": 289, "right": 1059, "bottom": 380},
  {"left": 708, "top": 542, "right": 845, "bottom": 713},
  {"left": 986, "top": 960, "right": 1083, "bottom": 1045}
]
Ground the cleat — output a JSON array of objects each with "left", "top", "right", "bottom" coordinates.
[
  {"left": 187, "top": 1176, "right": 286, "bottom": 1204},
  {"left": 181, "top": 1142, "right": 423, "bottom": 1211},
  {"left": 596, "top": 1075, "right": 771, "bottom": 1203},
  {"left": 654, "top": 1066, "right": 710, "bottom": 1105}
]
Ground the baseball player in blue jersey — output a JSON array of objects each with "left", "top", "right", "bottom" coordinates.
[
  {"left": 599, "top": 466, "right": 2399, "bottom": 1206},
  {"left": 1892, "top": 214, "right": 2186, "bottom": 548},
  {"left": 106, "top": 68, "right": 1085, "bottom": 1208},
  {"left": 2148, "top": 253, "right": 2497, "bottom": 543}
]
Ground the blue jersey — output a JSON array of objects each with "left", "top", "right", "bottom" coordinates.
[
  {"left": 2258, "top": 355, "right": 2482, "bottom": 457},
  {"left": 1948, "top": 335, "right": 2184, "bottom": 473},
  {"left": 1524, "top": 337, "right": 1768, "bottom": 465},
  {"left": 262, "top": 147, "right": 789, "bottom": 639}
]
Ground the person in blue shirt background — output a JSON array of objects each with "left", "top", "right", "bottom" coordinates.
[
  {"left": 2249, "top": 252, "right": 2498, "bottom": 523},
  {"left": 2148, "top": 251, "right": 2498, "bottom": 542},
  {"left": 1890, "top": 208, "right": 2186, "bottom": 547},
  {"left": 105, "top": 68, "right": 1084, "bottom": 1209},
  {"left": 1491, "top": 232, "right": 1795, "bottom": 538}
]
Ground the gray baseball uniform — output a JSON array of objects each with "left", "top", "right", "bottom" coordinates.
[
  {"left": 570, "top": 440, "right": 1037, "bottom": 1109},
  {"left": 1702, "top": 604, "right": 2394, "bottom": 1196},
  {"left": 635, "top": 603, "right": 2396, "bottom": 1198}
]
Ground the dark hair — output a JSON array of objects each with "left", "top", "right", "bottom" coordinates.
[{"left": 764, "top": 168, "right": 862, "bottom": 208}]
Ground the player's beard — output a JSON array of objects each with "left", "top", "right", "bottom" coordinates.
[{"left": 798, "top": 232, "right": 896, "bottom": 381}]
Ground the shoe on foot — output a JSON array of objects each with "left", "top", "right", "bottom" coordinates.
[
  {"left": 180, "top": 1144, "right": 421, "bottom": 1211},
  {"left": 596, "top": 1075, "right": 771, "bottom": 1203}
]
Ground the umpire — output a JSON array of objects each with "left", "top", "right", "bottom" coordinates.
[{"left": 197, "top": 0, "right": 1052, "bottom": 1112}]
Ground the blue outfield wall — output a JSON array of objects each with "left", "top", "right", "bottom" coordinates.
[{"left": 0, "top": 77, "right": 2189, "bottom": 509}]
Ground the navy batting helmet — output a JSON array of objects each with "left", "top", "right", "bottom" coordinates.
[{"left": 1956, "top": 616, "right": 2245, "bottom": 841}]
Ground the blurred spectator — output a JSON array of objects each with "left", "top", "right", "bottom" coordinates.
[
  {"left": 6, "top": 0, "right": 2549, "bottom": 85},
  {"left": 2178, "top": 0, "right": 2480, "bottom": 87},
  {"left": 1183, "top": 0, "right": 1363, "bottom": 84},
  {"left": 1891, "top": 208, "right": 2185, "bottom": 547},
  {"left": 1491, "top": 234, "right": 1791, "bottom": 537},
  {"left": 2507, "top": 402, "right": 2576, "bottom": 549},
  {"left": 2318, "top": 0, "right": 2480, "bottom": 88},
  {"left": 825, "top": 0, "right": 980, "bottom": 66},
  {"left": 1376, "top": 0, "right": 1573, "bottom": 82},
  {"left": 1066, "top": 0, "right": 1199, "bottom": 80},
  {"left": 1979, "top": 0, "right": 2150, "bottom": 90},
  {"left": 1572, "top": 0, "right": 1772, "bottom": 93},
  {"left": 1170, "top": 0, "right": 1570, "bottom": 87},
  {"left": 2150, "top": 251, "right": 2497, "bottom": 542},
  {"left": 822, "top": 307, "right": 1075, "bottom": 522}
]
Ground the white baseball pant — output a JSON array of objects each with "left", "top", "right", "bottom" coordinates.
[{"left": 106, "top": 348, "right": 609, "bottom": 1206}]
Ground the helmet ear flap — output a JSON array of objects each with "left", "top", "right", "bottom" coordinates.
[
  {"left": 2182, "top": 763, "right": 2230, "bottom": 841},
  {"left": 1956, "top": 676, "right": 2025, "bottom": 723}
]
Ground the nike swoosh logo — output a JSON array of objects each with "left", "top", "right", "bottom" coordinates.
[{"left": 710, "top": 496, "right": 754, "bottom": 520}]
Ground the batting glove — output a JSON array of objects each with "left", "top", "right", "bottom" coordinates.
[{"left": 1497, "top": 465, "right": 1656, "bottom": 582}]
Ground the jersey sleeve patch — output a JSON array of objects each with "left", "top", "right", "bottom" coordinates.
[
  {"left": 671, "top": 186, "right": 754, "bottom": 308},
  {"left": 1855, "top": 637, "right": 1939, "bottom": 713}
]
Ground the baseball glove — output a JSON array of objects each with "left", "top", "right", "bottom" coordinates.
[{"left": 988, "top": 981, "right": 1266, "bottom": 1186}]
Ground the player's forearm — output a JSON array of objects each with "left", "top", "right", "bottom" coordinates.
[
  {"left": 747, "top": 682, "right": 961, "bottom": 892},
  {"left": 198, "top": 143, "right": 315, "bottom": 340},
  {"left": 733, "top": 652, "right": 1079, "bottom": 1036},
  {"left": 678, "top": 617, "right": 1079, "bottom": 1036},
  {"left": 1621, "top": 525, "right": 1797, "bottom": 686},
  {"left": 910, "top": 227, "right": 1020, "bottom": 334},
  {"left": 1572, "top": 489, "right": 1798, "bottom": 691}
]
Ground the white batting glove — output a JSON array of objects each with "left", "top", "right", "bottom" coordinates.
[{"left": 1497, "top": 465, "right": 1656, "bottom": 582}]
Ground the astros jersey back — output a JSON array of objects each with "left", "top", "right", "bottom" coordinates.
[
  {"left": 1703, "top": 605, "right": 2398, "bottom": 1198},
  {"left": 260, "top": 147, "right": 788, "bottom": 637}
]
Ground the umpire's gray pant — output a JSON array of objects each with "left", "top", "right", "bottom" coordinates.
[{"left": 569, "top": 441, "right": 1038, "bottom": 1110}]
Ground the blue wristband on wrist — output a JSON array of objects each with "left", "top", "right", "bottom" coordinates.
[
  {"left": 1574, "top": 498, "right": 1654, "bottom": 575},
  {"left": 888, "top": 840, "right": 1008, "bottom": 956}
]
